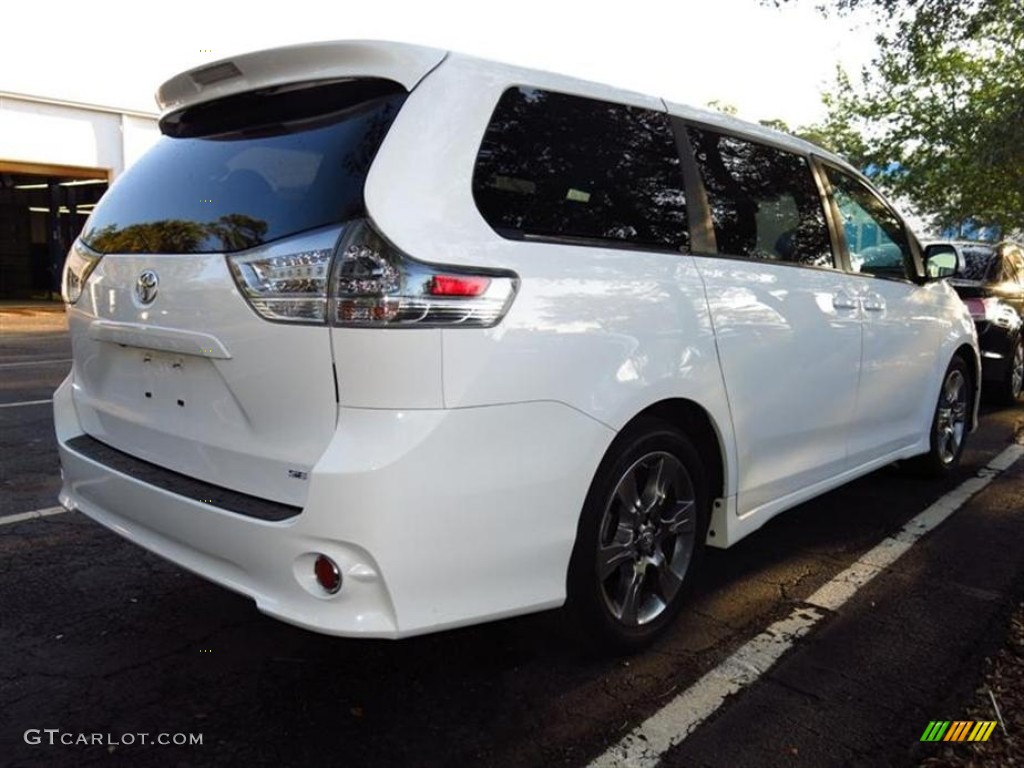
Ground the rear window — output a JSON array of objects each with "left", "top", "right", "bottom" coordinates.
[
  {"left": 473, "top": 87, "right": 689, "bottom": 252},
  {"left": 959, "top": 245, "right": 1000, "bottom": 282},
  {"left": 82, "top": 80, "right": 406, "bottom": 254}
]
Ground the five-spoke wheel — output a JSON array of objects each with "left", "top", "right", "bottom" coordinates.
[
  {"left": 909, "top": 355, "right": 973, "bottom": 476},
  {"left": 566, "top": 417, "right": 708, "bottom": 652}
]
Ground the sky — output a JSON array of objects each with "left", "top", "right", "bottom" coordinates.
[{"left": 1, "top": 0, "right": 880, "bottom": 128}]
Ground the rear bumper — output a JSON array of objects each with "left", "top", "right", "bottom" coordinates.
[{"left": 55, "top": 376, "right": 613, "bottom": 638}]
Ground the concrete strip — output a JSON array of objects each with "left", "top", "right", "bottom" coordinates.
[
  {"left": 0, "top": 359, "right": 71, "bottom": 369},
  {"left": 0, "top": 506, "right": 67, "bottom": 526}
]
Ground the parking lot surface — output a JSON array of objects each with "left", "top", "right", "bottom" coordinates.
[{"left": 2, "top": 306, "right": 1021, "bottom": 767}]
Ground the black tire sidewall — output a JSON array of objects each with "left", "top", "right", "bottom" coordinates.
[
  {"left": 998, "top": 333, "right": 1023, "bottom": 405},
  {"left": 565, "top": 417, "right": 710, "bottom": 653},
  {"left": 923, "top": 355, "right": 972, "bottom": 474}
]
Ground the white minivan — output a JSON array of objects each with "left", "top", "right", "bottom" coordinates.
[{"left": 55, "top": 41, "right": 979, "bottom": 650}]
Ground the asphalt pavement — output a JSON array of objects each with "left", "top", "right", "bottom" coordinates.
[{"left": 1, "top": 305, "right": 1021, "bottom": 768}]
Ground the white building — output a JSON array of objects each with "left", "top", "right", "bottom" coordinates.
[{"left": 0, "top": 92, "right": 159, "bottom": 299}]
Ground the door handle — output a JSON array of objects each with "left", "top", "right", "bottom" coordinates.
[
  {"left": 863, "top": 293, "right": 886, "bottom": 313},
  {"left": 831, "top": 290, "right": 859, "bottom": 311}
]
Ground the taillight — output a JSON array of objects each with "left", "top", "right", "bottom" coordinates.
[
  {"left": 62, "top": 241, "right": 102, "bottom": 305},
  {"left": 229, "top": 220, "right": 518, "bottom": 327},
  {"left": 227, "top": 226, "right": 340, "bottom": 323},
  {"left": 964, "top": 297, "right": 1012, "bottom": 325},
  {"left": 329, "top": 220, "right": 518, "bottom": 328}
]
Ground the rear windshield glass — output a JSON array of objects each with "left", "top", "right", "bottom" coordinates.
[
  {"left": 959, "top": 245, "right": 1000, "bottom": 281},
  {"left": 82, "top": 82, "right": 406, "bottom": 254}
]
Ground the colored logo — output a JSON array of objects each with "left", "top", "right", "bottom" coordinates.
[{"left": 920, "top": 721, "right": 997, "bottom": 742}]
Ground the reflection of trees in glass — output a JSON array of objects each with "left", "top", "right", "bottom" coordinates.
[
  {"left": 473, "top": 88, "right": 689, "bottom": 251},
  {"left": 688, "top": 128, "right": 832, "bottom": 266},
  {"left": 86, "top": 214, "right": 268, "bottom": 254},
  {"left": 959, "top": 245, "right": 998, "bottom": 282}
]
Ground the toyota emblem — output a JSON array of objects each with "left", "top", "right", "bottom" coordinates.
[{"left": 135, "top": 270, "right": 159, "bottom": 305}]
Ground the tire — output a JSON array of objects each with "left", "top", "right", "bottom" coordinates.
[
  {"left": 565, "top": 417, "right": 709, "bottom": 654},
  {"left": 907, "top": 355, "right": 973, "bottom": 477},
  {"left": 994, "top": 333, "right": 1024, "bottom": 406}
]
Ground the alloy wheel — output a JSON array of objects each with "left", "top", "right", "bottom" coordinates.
[
  {"left": 935, "top": 368, "right": 968, "bottom": 464},
  {"left": 596, "top": 451, "right": 697, "bottom": 627}
]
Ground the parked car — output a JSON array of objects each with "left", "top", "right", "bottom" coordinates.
[
  {"left": 55, "top": 41, "right": 979, "bottom": 651},
  {"left": 928, "top": 241, "right": 1024, "bottom": 404}
]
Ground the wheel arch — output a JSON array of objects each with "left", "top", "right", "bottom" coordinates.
[
  {"left": 954, "top": 342, "right": 981, "bottom": 430},
  {"left": 622, "top": 398, "right": 727, "bottom": 507}
]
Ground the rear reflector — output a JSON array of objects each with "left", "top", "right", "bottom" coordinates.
[{"left": 314, "top": 555, "right": 342, "bottom": 594}]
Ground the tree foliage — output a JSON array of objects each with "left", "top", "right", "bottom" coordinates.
[{"left": 775, "top": 0, "right": 1024, "bottom": 237}]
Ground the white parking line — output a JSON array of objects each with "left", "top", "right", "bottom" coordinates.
[
  {"left": 0, "top": 358, "right": 72, "bottom": 369},
  {"left": 0, "top": 506, "right": 67, "bottom": 527},
  {"left": 589, "top": 443, "right": 1024, "bottom": 768},
  {"left": 0, "top": 399, "right": 53, "bottom": 409}
]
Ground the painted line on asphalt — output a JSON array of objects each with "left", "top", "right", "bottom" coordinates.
[
  {"left": 0, "top": 506, "right": 67, "bottom": 527},
  {"left": 0, "top": 358, "right": 72, "bottom": 369},
  {"left": 0, "top": 399, "right": 53, "bottom": 409},
  {"left": 589, "top": 443, "right": 1024, "bottom": 768}
]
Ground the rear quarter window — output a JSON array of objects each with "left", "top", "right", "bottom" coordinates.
[{"left": 472, "top": 87, "right": 689, "bottom": 252}]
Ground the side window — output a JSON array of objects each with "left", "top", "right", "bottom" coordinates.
[
  {"left": 686, "top": 127, "right": 833, "bottom": 267},
  {"left": 823, "top": 168, "right": 914, "bottom": 280},
  {"left": 472, "top": 87, "right": 688, "bottom": 251}
]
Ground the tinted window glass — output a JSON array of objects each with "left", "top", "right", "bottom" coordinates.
[
  {"left": 82, "top": 88, "right": 406, "bottom": 254},
  {"left": 959, "top": 245, "right": 1000, "bottom": 282},
  {"left": 824, "top": 168, "right": 914, "bottom": 279},
  {"left": 473, "top": 87, "right": 688, "bottom": 251},
  {"left": 687, "top": 127, "right": 832, "bottom": 267}
]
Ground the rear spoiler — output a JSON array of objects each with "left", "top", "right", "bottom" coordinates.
[{"left": 156, "top": 40, "right": 446, "bottom": 115}]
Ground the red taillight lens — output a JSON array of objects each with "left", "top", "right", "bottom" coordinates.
[{"left": 429, "top": 275, "right": 491, "bottom": 297}]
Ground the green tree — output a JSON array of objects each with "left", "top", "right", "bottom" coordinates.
[{"left": 773, "top": 0, "right": 1024, "bottom": 237}]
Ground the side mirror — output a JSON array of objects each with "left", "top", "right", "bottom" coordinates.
[{"left": 924, "top": 243, "right": 961, "bottom": 279}]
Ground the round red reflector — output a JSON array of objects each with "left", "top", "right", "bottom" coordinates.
[{"left": 314, "top": 555, "right": 342, "bottom": 594}]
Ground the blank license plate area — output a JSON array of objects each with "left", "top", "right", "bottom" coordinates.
[{"left": 92, "top": 346, "right": 236, "bottom": 426}]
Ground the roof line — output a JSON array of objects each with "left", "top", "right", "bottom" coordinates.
[{"left": 0, "top": 90, "right": 158, "bottom": 119}]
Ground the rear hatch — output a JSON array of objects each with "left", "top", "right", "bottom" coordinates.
[{"left": 65, "top": 77, "right": 410, "bottom": 507}]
